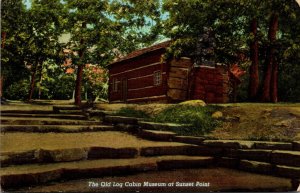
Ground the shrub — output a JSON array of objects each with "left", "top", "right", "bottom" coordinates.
[
  {"left": 4, "top": 79, "right": 30, "bottom": 100},
  {"left": 151, "top": 104, "right": 220, "bottom": 136},
  {"left": 115, "top": 107, "right": 150, "bottom": 119}
]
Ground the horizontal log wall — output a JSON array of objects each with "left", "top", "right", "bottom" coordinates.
[
  {"left": 109, "top": 49, "right": 168, "bottom": 103},
  {"left": 191, "top": 65, "right": 229, "bottom": 103},
  {"left": 109, "top": 49, "right": 165, "bottom": 75}
]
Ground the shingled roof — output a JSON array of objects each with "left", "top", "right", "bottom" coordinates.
[{"left": 109, "top": 40, "right": 171, "bottom": 66}]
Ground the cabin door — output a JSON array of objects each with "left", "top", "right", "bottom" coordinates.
[{"left": 121, "top": 78, "right": 127, "bottom": 102}]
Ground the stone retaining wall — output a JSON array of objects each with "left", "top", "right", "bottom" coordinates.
[{"left": 102, "top": 115, "right": 300, "bottom": 181}]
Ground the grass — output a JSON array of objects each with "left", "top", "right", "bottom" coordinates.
[
  {"left": 114, "top": 107, "right": 150, "bottom": 119},
  {"left": 150, "top": 104, "right": 220, "bottom": 136},
  {"left": 115, "top": 104, "right": 221, "bottom": 136}
]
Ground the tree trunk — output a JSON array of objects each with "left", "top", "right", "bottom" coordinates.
[
  {"left": 1, "top": 32, "right": 6, "bottom": 98},
  {"left": 1, "top": 32, "right": 6, "bottom": 48},
  {"left": 37, "top": 63, "right": 44, "bottom": 99},
  {"left": 248, "top": 18, "right": 260, "bottom": 101},
  {"left": 28, "top": 62, "right": 39, "bottom": 101},
  {"left": 261, "top": 13, "right": 278, "bottom": 102},
  {"left": 74, "top": 22, "right": 86, "bottom": 106},
  {"left": 270, "top": 57, "right": 278, "bottom": 102},
  {"left": 74, "top": 65, "right": 84, "bottom": 105},
  {"left": 0, "top": 75, "right": 3, "bottom": 98}
]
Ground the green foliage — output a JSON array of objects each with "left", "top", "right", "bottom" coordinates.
[
  {"left": 151, "top": 104, "right": 220, "bottom": 135},
  {"left": 162, "top": 0, "right": 300, "bottom": 102},
  {"left": 278, "top": 61, "right": 300, "bottom": 102},
  {"left": 24, "top": 60, "right": 75, "bottom": 100},
  {"left": 115, "top": 107, "right": 150, "bottom": 119},
  {"left": 4, "top": 79, "right": 30, "bottom": 100},
  {"left": 64, "top": 0, "right": 162, "bottom": 104},
  {"left": 83, "top": 65, "right": 108, "bottom": 101},
  {"left": 1, "top": 0, "right": 28, "bottom": 89},
  {"left": 109, "top": 0, "right": 162, "bottom": 52},
  {"left": 50, "top": 75, "right": 76, "bottom": 100},
  {"left": 1, "top": 0, "right": 65, "bottom": 100}
]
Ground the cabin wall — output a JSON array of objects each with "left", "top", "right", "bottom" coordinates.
[
  {"left": 108, "top": 49, "right": 168, "bottom": 103},
  {"left": 167, "top": 58, "right": 192, "bottom": 101},
  {"left": 191, "top": 65, "right": 230, "bottom": 103}
]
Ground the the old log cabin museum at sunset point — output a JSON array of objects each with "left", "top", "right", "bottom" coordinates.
[{"left": 108, "top": 41, "right": 236, "bottom": 104}]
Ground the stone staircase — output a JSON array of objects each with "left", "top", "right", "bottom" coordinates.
[
  {"left": 0, "top": 105, "right": 215, "bottom": 191},
  {"left": 0, "top": 104, "right": 299, "bottom": 191}
]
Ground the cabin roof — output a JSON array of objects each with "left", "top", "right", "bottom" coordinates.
[{"left": 109, "top": 40, "right": 171, "bottom": 67}]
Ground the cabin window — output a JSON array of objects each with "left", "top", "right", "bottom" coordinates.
[
  {"left": 112, "top": 78, "right": 118, "bottom": 92},
  {"left": 153, "top": 71, "right": 162, "bottom": 86}
]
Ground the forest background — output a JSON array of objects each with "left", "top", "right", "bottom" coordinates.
[{"left": 1, "top": 0, "right": 300, "bottom": 104}]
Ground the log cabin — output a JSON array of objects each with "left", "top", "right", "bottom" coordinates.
[{"left": 108, "top": 41, "right": 232, "bottom": 103}]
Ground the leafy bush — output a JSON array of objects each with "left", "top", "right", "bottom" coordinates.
[
  {"left": 114, "top": 105, "right": 220, "bottom": 136},
  {"left": 51, "top": 74, "right": 76, "bottom": 100},
  {"left": 151, "top": 104, "right": 220, "bottom": 136},
  {"left": 115, "top": 107, "right": 150, "bottom": 119},
  {"left": 4, "top": 79, "right": 30, "bottom": 100}
]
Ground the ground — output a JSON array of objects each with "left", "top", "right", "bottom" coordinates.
[
  {"left": 16, "top": 168, "right": 291, "bottom": 192},
  {"left": 1, "top": 100, "right": 299, "bottom": 192},
  {"left": 210, "top": 103, "right": 300, "bottom": 141}
]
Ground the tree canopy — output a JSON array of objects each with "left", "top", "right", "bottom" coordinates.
[{"left": 1, "top": 0, "right": 299, "bottom": 102}]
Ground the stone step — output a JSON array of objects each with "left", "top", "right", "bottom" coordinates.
[
  {"left": 103, "top": 116, "right": 139, "bottom": 125},
  {"left": 1, "top": 132, "right": 199, "bottom": 162},
  {"left": 1, "top": 147, "right": 139, "bottom": 167},
  {"left": 203, "top": 140, "right": 298, "bottom": 151},
  {"left": 55, "top": 109, "right": 84, "bottom": 114},
  {"left": 1, "top": 142, "right": 210, "bottom": 167},
  {"left": 292, "top": 141, "right": 300, "bottom": 151},
  {"left": 275, "top": 165, "right": 300, "bottom": 179},
  {"left": 53, "top": 105, "right": 81, "bottom": 112},
  {"left": 85, "top": 110, "right": 114, "bottom": 117},
  {"left": 254, "top": 141, "right": 293, "bottom": 151},
  {"left": 270, "top": 150, "right": 300, "bottom": 167},
  {"left": 222, "top": 149, "right": 300, "bottom": 167},
  {"left": 239, "top": 160, "right": 300, "bottom": 179},
  {"left": 203, "top": 140, "right": 255, "bottom": 149},
  {"left": 0, "top": 155, "right": 214, "bottom": 189},
  {"left": 1, "top": 113, "right": 87, "bottom": 120},
  {"left": 239, "top": 160, "right": 273, "bottom": 175},
  {"left": 139, "top": 121, "right": 192, "bottom": 131},
  {"left": 140, "top": 145, "right": 222, "bottom": 157},
  {"left": 0, "top": 118, "right": 100, "bottom": 125},
  {"left": 138, "top": 130, "right": 176, "bottom": 141},
  {"left": 0, "top": 125, "right": 115, "bottom": 133},
  {"left": 0, "top": 110, "right": 55, "bottom": 114},
  {"left": 173, "top": 136, "right": 205, "bottom": 145}
]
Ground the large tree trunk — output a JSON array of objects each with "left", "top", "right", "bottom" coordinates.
[
  {"left": 74, "top": 23, "right": 86, "bottom": 106},
  {"left": 261, "top": 13, "right": 278, "bottom": 102},
  {"left": 74, "top": 64, "right": 84, "bottom": 105},
  {"left": 270, "top": 57, "right": 278, "bottom": 102},
  {"left": 248, "top": 18, "right": 259, "bottom": 101}
]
